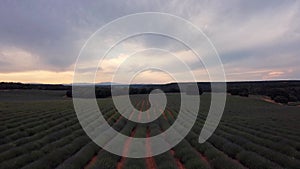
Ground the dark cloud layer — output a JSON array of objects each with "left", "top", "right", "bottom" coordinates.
[{"left": 0, "top": 0, "right": 299, "bottom": 81}]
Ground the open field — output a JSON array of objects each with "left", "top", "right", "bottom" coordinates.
[
  {"left": 0, "top": 90, "right": 299, "bottom": 169},
  {"left": 0, "top": 90, "right": 67, "bottom": 102}
]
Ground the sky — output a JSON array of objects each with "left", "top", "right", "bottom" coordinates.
[{"left": 0, "top": 0, "right": 299, "bottom": 84}]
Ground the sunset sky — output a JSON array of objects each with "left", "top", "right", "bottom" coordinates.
[{"left": 0, "top": 0, "right": 299, "bottom": 84}]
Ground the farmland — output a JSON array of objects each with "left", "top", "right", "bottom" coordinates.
[{"left": 0, "top": 90, "right": 299, "bottom": 169}]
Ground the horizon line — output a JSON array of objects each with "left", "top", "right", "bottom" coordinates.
[{"left": 1, "top": 79, "right": 300, "bottom": 85}]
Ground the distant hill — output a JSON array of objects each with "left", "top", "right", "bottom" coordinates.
[
  {"left": 65, "top": 82, "right": 123, "bottom": 86},
  {"left": 96, "top": 82, "right": 123, "bottom": 86}
]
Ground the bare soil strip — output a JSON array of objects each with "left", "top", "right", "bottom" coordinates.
[
  {"left": 85, "top": 100, "right": 143, "bottom": 169},
  {"left": 117, "top": 99, "right": 145, "bottom": 169},
  {"left": 146, "top": 128, "right": 157, "bottom": 169},
  {"left": 261, "top": 97, "right": 283, "bottom": 105},
  {"left": 166, "top": 109, "right": 212, "bottom": 168},
  {"left": 159, "top": 109, "right": 186, "bottom": 169},
  {"left": 116, "top": 127, "right": 137, "bottom": 169},
  {"left": 170, "top": 150, "right": 186, "bottom": 169},
  {"left": 84, "top": 152, "right": 100, "bottom": 169},
  {"left": 84, "top": 112, "right": 123, "bottom": 169}
]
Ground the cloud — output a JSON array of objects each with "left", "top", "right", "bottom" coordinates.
[
  {"left": 0, "top": 0, "right": 299, "bottom": 83},
  {"left": 0, "top": 47, "right": 41, "bottom": 72}
]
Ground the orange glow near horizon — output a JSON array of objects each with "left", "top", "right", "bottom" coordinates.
[
  {"left": 0, "top": 71, "right": 74, "bottom": 84},
  {"left": 0, "top": 69, "right": 294, "bottom": 84}
]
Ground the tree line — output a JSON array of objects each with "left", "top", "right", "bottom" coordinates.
[
  {"left": 0, "top": 82, "right": 69, "bottom": 90},
  {"left": 2, "top": 81, "right": 300, "bottom": 104},
  {"left": 66, "top": 84, "right": 203, "bottom": 98}
]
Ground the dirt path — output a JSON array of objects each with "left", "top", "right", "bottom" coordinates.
[
  {"left": 117, "top": 100, "right": 145, "bottom": 169},
  {"left": 261, "top": 97, "right": 283, "bottom": 105},
  {"left": 116, "top": 127, "right": 137, "bottom": 169},
  {"left": 146, "top": 99, "right": 151, "bottom": 121},
  {"left": 166, "top": 109, "right": 248, "bottom": 169},
  {"left": 166, "top": 109, "right": 175, "bottom": 119},
  {"left": 129, "top": 100, "right": 142, "bottom": 120},
  {"left": 260, "top": 96, "right": 300, "bottom": 107},
  {"left": 170, "top": 150, "right": 186, "bottom": 169},
  {"left": 107, "top": 112, "right": 123, "bottom": 124},
  {"left": 146, "top": 128, "right": 157, "bottom": 169},
  {"left": 159, "top": 110, "right": 186, "bottom": 169},
  {"left": 138, "top": 100, "right": 145, "bottom": 121},
  {"left": 129, "top": 110, "right": 135, "bottom": 120},
  {"left": 84, "top": 112, "right": 122, "bottom": 169},
  {"left": 84, "top": 155, "right": 98, "bottom": 169},
  {"left": 166, "top": 109, "right": 212, "bottom": 168},
  {"left": 146, "top": 106, "right": 150, "bottom": 121},
  {"left": 162, "top": 112, "right": 168, "bottom": 120},
  {"left": 196, "top": 151, "right": 210, "bottom": 167}
]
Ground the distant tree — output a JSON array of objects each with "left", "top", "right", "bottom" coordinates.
[
  {"left": 239, "top": 88, "right": 249, "bottom": 97},
  {"left": 267, "top": 88, "right": 289, "bottom": 100},
  {"left": 198, "top": 86, "right": 203, "bottom": 95},
  {"left": 139, "top": 88, "right": 148, "bottom": 94},
  {"left": 296, "top": 89, "right": 300, "bottom": 101},
  {"left": 297, "top": 94, "right": 300, "bottom": 101},
  {"left": 274, "top": 96, "right": 288, "bottom": 104},
  {"left": 66, "top": 90, "right": 72, "bottom": 97},
  {"left": 95, "top": 88, "right": 111, "bottom": 98},
  {"left": 228, "top": 88, "right": 249, "bottom": 97},
  {"left": 288, "top": 95, "right": 298, "bottom": 102},
  {"left": 129, "top": 88, "right": 139, "bottom": 95},
  {"left": 228, "top": 89, "right": 240, "bottom": 95},
  {"left": 167, "top": 87, "right": 180, "bottom": 93},
  {"left": 147, "top": 87, "right": 154, "bottom": 94}
]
